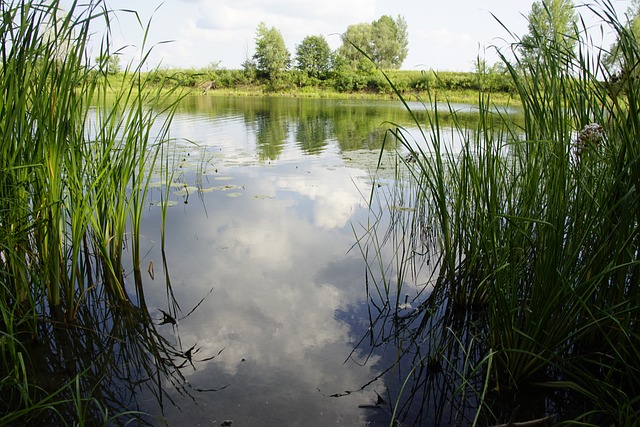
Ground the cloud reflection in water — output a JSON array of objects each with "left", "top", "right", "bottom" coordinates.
[{"left": 135, "top": 105, "right": 396, "bottom": 425}]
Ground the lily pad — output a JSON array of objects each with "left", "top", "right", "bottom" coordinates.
[
  {"left": 174, "top": 186, "right": 199, "bottom": 196},
  {"left": 154, "top": 200, "right": 178, "bottom": 208},
  {"left": 211, "top": 184, "right": 244, "bottom": 191},
  {"left": 148, "top": 180, "right": 167, "bottom": 188}
]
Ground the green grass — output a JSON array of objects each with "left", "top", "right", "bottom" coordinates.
[
  {"left": 0, "top": 0, "right": 185, "bottom": 424},
  {"left": 106, "top": 70, "right": 521, "bottom": 106},
  {"left": 362, "top": 0, "right": 640, "bottom": 424},
  {"left": 109, "top": 62, "right": 520, "bottom": 106}
]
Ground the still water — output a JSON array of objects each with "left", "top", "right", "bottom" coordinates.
[{"left": 129, "top": 96, "right": 454, "bottom": 426}]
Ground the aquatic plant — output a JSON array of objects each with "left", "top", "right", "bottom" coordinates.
[
  {"left": 0, "top": 0, "right": 195, "bottom": 424},
  {"left": 361, "top": 0, "right": 640, "bottom": 424}
]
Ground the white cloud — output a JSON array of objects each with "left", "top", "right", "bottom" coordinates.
[
  {"left": 275, "top": 167, "right": 367, "bottom": 229},
  {"left": 195, "top": 0, "right": 375, "bottom": 30},
  {"left": 62, "top": 0, "right": 634, "bottom": 71},
  {"left": 161, "top": 0, "right": 376, "bottom": 68},
  {"left": 196, "top": 3, "right": 259, "bottom": 31},
  {"left": 140, "top": 181, "right": 369, "bottom": 378}
]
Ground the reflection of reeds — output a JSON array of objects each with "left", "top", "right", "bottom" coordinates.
[
  {"left": 3, "top": 281, "right": 203, "bottom": 426},
  {"left": 359, "top": 1, "right": 640, "bottom": 424},
  {"left": 0, "top": 1, "right": 203, "bottom": 424}
]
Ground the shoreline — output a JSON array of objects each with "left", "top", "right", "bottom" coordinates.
[
  {"left": 178, "top": 86, "right": 521, "bottom": 106},
  {"left": 105, "top": 71, "right": 521, "bottom": 107}
]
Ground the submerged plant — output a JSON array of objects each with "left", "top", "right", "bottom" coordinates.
[{"left": 359, "top": 0, "right": 640, "bottom": 424}]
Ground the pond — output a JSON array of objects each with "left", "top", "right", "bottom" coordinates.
[{"left": 119, "top": 96, "right": 476, "bottom": 426}]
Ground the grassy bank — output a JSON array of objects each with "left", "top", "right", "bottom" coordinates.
[
  {"left": 198, "top": 86, "right": 518, "bottom": 105},
  {"left": 104, "top": 66, "right": 520, "bottom": 105}
]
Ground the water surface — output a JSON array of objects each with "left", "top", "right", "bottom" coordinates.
[{"left": 131, "top": 96, "right": 446, "bottom": 426}]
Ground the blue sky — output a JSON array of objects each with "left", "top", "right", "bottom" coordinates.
[{"left": 63, "top": 0, "right": 633, "bottom": 71}]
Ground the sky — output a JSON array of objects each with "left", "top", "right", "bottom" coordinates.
[{"left": 63, "top": 0, "right": 634, "bottom": 71}]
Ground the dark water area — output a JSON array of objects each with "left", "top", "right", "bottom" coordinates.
[{"left": 113, "top": 96, "right": 472, "bottom": 426}]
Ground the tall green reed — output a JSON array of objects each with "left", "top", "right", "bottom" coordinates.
[
  {"left": 365, "top": 0, "right": 640, "bottom": 422},
  {"left": 1, "top": 0, "right": 180, "bottom": 317},
  {"left": 1, "top": 0, "right": 183, "bottom": 423}
]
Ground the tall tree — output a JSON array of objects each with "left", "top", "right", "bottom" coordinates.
[
  {"left": 339, "top": 15, "right": 408, "bottom": 69},
  {"left": 338, "top": 22, "right": 372, "bottom": 67},
  {"left": 371, "top": 15, "right": 408, "bottom": 69},
  {"left": 520, "top": 0, "right": 578, "bottom": 63},
  {"left": 253, "top": 22, "right": 290, "bottom": 80},
  {"left": 295, "top": 35, "right": 332, "bottom": 79}
]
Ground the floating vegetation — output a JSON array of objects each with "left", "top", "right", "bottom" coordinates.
[
  {"left": 198, "top": 187, "right": 218, "bottom": 193},
  {"left": 153, "top": 200, "right": 179, "bottom": 208},
  {"left": 174, "top": 186, "right": 199, "bottom": 196},
  {"left": 148, "top": 180, "right": 169, "bottom": 188},
  {"left": 211, "top": 184, "right": 244, "bottom": 191}
]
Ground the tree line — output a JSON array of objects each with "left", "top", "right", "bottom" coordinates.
[
  {"left": 517, "top": 0, "right": 640, "bottom": 76},
  {"left": 139, "top": 0, "right": 640, "bottom": 96},
  {"left": 240, "top": 15, "right": 409, "bottom": 91}
]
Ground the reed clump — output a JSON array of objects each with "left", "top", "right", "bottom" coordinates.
[
  {"left": 0, "top": 0, "right": 182, "bottom": 423},
  {"left": 367, "top": 0, "right": 640, "bottom": 423}
]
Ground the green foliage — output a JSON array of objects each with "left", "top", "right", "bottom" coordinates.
[
  {"left": 339, "top": 15, "right": 408, "bottom": 69},
  {"left": 603, "top": 0, "right": 640, "bottom": 71},
  {"left": 133, "top": 15, "right": 516, "bottom": 97},
  {"left": 371, "top": 15, "right": 409, "bottom": 69},
  {"left": 253, "top": 22, "right": 291, "bottom": 81},
  {"left": 330, "top": 54, "right": 376, "bottom": 91},
  {"left": 141, "top": 65, "right": 515, "bottom": 99},
  {"left": 339, "top": 22, "right": 372, "bottom": 66},
  {"left": 295, "top": 35, "right": 332, "bottom": 79},
  {"left": 242, "top": 57, "right": 258, "bottom": 83},
  {"left": 520, "top": 0, "right": 579, "bottom": 65},
  {"left": 95, "top": 54, "right": 121, "bottom": 74}
]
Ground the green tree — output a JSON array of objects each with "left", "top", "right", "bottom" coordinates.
[
  {"left": 338, "top": 15, "right": 408, "bottom": 69},
  {"left": 338, "top": 22, "right": 372, "bottom": 67},
  {"left": 253, "top": 22, "right": 290, "bottom": 80},
  {"left": 603, "top": 0, "right": 640, "bottom": 72},
  {"left": 520, "top": 0, "right": 578, "bottom": 63},
  {"left": 96, "top": 54, "right": 121, "bottom": 74},
  {"left": 295, "top": 35, "right": 332, "bottom": 79},
  {"left": 371, "top": 15, "right": 408, "bottom": 69},
  {"left": 242, "top": 57, "right": 258, "bottom": 82}
]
